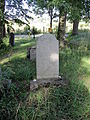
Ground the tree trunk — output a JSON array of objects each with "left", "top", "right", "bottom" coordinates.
[
  {"left": 72, "top": 20, "right": 79, "bottom": 35},
  {"left": 48, "top": 7, "right": 53, "bottom": 33},
  {"left": 57, "top": 12, "right": 67, "bottom": 47},
  {"left": 0, "top": 0, "right": 5, "bottom": 44},
  {"left": 3, "top": 0, "right": 5, "bottom": 37},
  {"left": 3, "top": 24, "right": 6, "bottom": 37},
  {"left": 50, "top": 8, "right": 53, "bottom": 29}
]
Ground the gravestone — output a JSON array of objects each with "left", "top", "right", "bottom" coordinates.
[
  {"left": 36, "top": 34, "right": 59, "bottom": 79},
  {"left": 9, "top": 32, "right": 15, "bottom": 46},
  {"left": 27, "top": 46, "right": 36, "bottom": 60},
  {"left": 30, "top": 46, "right": 36, "bottom": 60}
]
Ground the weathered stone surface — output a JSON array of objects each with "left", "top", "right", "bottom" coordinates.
[
  {"left": 30, "top": 46, "right": 36, "bottom": 60},
  {"left": 27, "top": 46, "right": 36, "bottom": 60},
  {"left": 30, "top": 80, "right": 38, "bottom": 91},
  {"left": 36, "top": 34, "right": 59, "bottom": 79},
  {"left": 30, "top": 76, "right": 68, "bottom": 91}
]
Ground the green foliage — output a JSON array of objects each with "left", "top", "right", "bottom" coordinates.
[
  {"left": 15, "top": 25, "right": 31, "bottom": 35},
  {"left": 32, "top": 27, "right": 41, "bottom": 35},
  {"left": 15, "top": 26, "right": 41, "bottom": 35},
  {"left": 15, "top": 29, "right": 24, "bottom": 35},
  {"left": 24, "top": 25, "right": 30, "bottom": 34},
  {"left": 1, "top": 67, "right": 15, "bottom": 80},
  {"left": 14, "top": 19, "right": 29, "bottom": 26},
  {"left": 0, "top": 42, "right": 7, "bottom": 49},
  {"left": 68, "top": 7, "right": 81, "bottom": 22}
]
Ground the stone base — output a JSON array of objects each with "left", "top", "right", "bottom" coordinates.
[{"left": 30, "top": 76, "right": 68, "bottom": 91}]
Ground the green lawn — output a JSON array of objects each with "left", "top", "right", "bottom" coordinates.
[
  {"left": 0, "top": 32, "right": 90, "bottom": 91},
  {"left": 0, "top": 31, "right": 90, "bottom": 120},
  {"left": 66, "top": 29, "right": 90, "bottom": 91},
  {"left": 0, "top": 37, "right": 36, "bottom": 64},
  {"left": 81, "top": 56, "right": 90, "bottom": 91}
]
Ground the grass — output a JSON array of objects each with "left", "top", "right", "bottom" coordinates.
[
  {"left": 81, "top": 56, "right": 90, "bottom": 91},
  {"left": 0, "top": 30, "right": 90, "bottom": 120},
  {"left": 0, "top": 37, "right": 36, "bottom": 64},
  {"left": 0, "top": 37, "right": 36, "bottom": 81},
  {"left": 65, "top": 29, "right": 90, "bottom": 91}
]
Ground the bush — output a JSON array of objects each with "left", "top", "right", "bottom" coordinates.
[{"left": 15, "top": 29, "right": 24, "bottom": 35}]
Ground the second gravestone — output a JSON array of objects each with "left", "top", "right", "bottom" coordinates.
[{"left": 36, "top": 34, "right": 59, "bottom": 79}]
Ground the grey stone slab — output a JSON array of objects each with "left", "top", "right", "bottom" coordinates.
[
  {"left": 27, "top": 46, "right": 36, "bottom": 60},
  {"left": 36, "top": 34, "right": 59, "bottom": 79},
  {"left": 30, "top": 46, "right": 36, "bottom": 60}
]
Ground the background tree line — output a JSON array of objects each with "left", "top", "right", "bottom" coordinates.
[{"left": 0, "top": 0, "right": 89, "bottom": 47}]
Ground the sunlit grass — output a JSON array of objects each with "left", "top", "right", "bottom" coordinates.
[
  {"left": 0, "top": 30, "right": 90, "bottom": 120},
  {"left": 65, "top": 30, "right": 90, "bottom": 91},
  {"left": 82, "top": 57, "right": 90, "bottom": 72},
  {"left": 20, "top": 42, "right": 31, "bottom": 47},
  {"left": 81, "top": 57, "right": 90, "bottom": 91},
  {"left": 0, "top": 37, "right": 36, "bottom": 64},
  {"left": 0, "top": 57, "right": 10, "bottom": 64}
]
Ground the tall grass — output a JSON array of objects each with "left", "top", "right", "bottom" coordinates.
[
  {"left": 0, "top": 30, "right": 90, "bottom": 120},
  {"left": 16, "top": 42, "right": 90, "bottom": 120}
]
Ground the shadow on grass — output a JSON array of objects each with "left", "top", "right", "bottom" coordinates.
[
  {"left": 1, "top": 47, "right": 90, "bottom": 120},
  {"left": 13, "top": 38, "right": 36, "bottom": 52},
  {"left": 2, "top": 57, "right": 36, "bottom": 81},
  {"left": 67, "top": 29, "right": 90, "bottom": 50},
  {"left": 0, "top": 32, "right": 90, "bottom": 120},
  {"left": 0, "top": 38, "right": 36, "bottom": 64}
]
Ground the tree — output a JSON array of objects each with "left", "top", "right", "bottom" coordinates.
[
  {"left": 32, "top": 0, "right": 68, "bottom": 46},
  {"left": 28, "top": 0, "right": 59, "bottom": 32},
  {"left": 0, "top": 0, "right": 32, "bottom": 46},
  {"left": 52, "top": 0, "right": 69, "bottom": 47},
  {"left": 85, "top": 0, "right": 90, "bottom": 19},
  {"left": 0, "top": 0, "right": 5, "bottom": 44},
  {"left": 68, "top": 0, "right": 89, "bottom": 35},
  {"left": 57, "top": 12, "right": 67, "bottom": 46},
  {"left": 3, "top": 0, "right": 5, "bottom": 37},
  {"left": 6, "top": 0, "right": 32, "bottom": 22}
]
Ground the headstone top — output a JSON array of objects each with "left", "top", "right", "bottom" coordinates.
[{"left": 38, "top": 34, "right": 57, "bottom": 41}]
